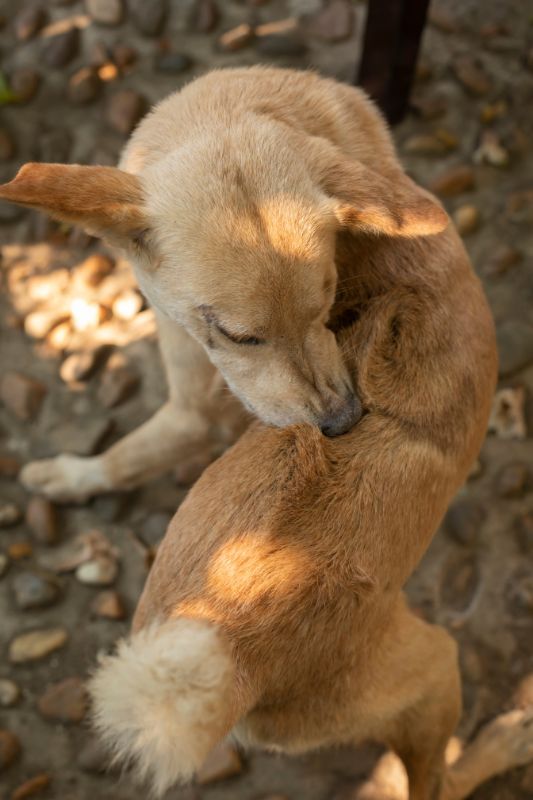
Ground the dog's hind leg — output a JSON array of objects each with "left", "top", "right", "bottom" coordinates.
[{"left": 20, "top": 315, "right": 248, "bottom": 501}]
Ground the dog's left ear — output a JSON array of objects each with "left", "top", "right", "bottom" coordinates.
[
  {"left": 320, "top": 157, "right": 448, "bottom": 238},
  {"left": 0, "top": 163, "right": 147, "bottom": 248}
]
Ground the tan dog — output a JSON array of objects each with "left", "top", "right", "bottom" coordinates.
[{"left": 1, "top": 67, "right": 531, "bottom": 799}]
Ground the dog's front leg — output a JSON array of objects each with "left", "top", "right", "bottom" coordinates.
[{"left": 20, "top": 316, "right": 248, "bottom": 501}]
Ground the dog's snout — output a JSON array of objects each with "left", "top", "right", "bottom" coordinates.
[{"left": 319, "top": 393, "right": 363, "bottom": 438}]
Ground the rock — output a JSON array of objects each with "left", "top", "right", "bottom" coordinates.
[
  {"left": 91, "top": 589, "right": 126, "bottom": 619},
  {"left": 68, "top": 67, "right": 101, "bottom": 105},
  {"left": 1, "top": 372, "right": 47, "bottom": 421},
  {"left": 47, "top": 322, "right": 72, "bottom": 351},
  {"left": 9, "top": 627, "right": 68, "bottom": 663},
  {"left": 7, "top": 542, "right": 33, "bottom": 561},
  {"left": 9, "top": 68, "right": 41, "bottom": 103},
  {"left": 155, "top": 53, "right": 193, "bottom": 74},
  {"left": 130, "top": 0, "right": 167, "bottom": 36},
  {"left": 76, "top": 554, "right": 118, "bottom": 586},
  {"left": 495, "top": 462, "right": 530, "bottom": 498},
  {"left": 486, "top": 245, "right": 521, "bottom": 276},
  {"left": 403, "top": 134, "right": 449, "bottom": 156},
  {"left": 306, "top": 0, "right": 354, "bottom": 42},
  {"left": 191, "top": 0, "right": 220, "bottom": 33},
  {"left": 112, "top": 43, "right": 138, "bottom": 69},
  {"left": 505, "top": 189, "right": 533, "bottom": 225},
  {"left": 197, "top": 740, "right": 243, "bottom": 784},
  {"left": 453, "top": 205, "right": 479, "bottom": 235},
  {"left": 77, "top": 736, "right": 114, "bottom": 773},
  {"left": 440, "top": 554, "right": 480, "bottom": 614},
  {"left": 256, "top": 19, "right": 307, "bottom": 56},
  {"left": 15, "top": 6, "right": 47, "bottom": 40},
  {"left": 516, "top": 514, "right": 533, "bottom": 553},
  {"left": 60, "top": 349, "right": 103, "bottom": 383},
  {"left": 12, "top": 570, "right": 61, "bottom": 610},
  {"left": 452, "top": 56, "right": 491, "bottom": 95},
  {"left": 0, "top": 455, "right": 21, "bottom": 478},
  {"left": 496, "top": 320, "right": 533, "bottom": 376},
  {"left": 410, "top": 93, "right": 448, "bottom": 120},
  {"left": 218, "top": 23, "right": 254, "bottom": 52},
  {"left": 0, "top": 553, "right": 9, "bottom": 577},
  {"left": 112, "top": 289, "right": 144, "bottom": 321},
  {"left": 74, "top": 253, "right": 114, "bottom": 287},
  {"left": 40, "top": 529, "right": 117, "bottom": 573},
  {"left": 38, "top": 677, "right": 87, "bottom": 722},
  {"left": 0, "top": 680, "right": 21, "bottom": 708},
  {"left": 506, "top": 569, "right": 533, "bottom": 615},
  {"left": 0, "top": 128, "right": 16, "bottom": 160},
  {"left": 444, "top": 498, "right": 486, "bottom": 546},
  {"left": 97, "top": 362, "right": 139, "bottom": 408},
  {"left": 85, "top": 0, "right": 124, "bottom": 26},
  {"left": 0, "top": 729, "right": 21, "bottom": 772},
  {"left": 107, "top": 90, "right": 147, "bottom": 135},
  {"left": 11, "top": 773, "right": 51, "bottom": 800},
  {"left": 91, "top": 492, "right": 128, "bottom": 522},
  {"left": 428, "top": 5, "right": 458, "bottom": 33},
  {"left": 139, "top": 510, "right": 172, "bottom": 549},
  {"left": 474, "top": 131, "right": 509, "bottom": 167},
  {"left": 49, "top": 416, "right": 113, "bottom": 456},
  {"left": 26, "top": 497, "right": 58, "bottom": 545},
  {"left": 429, "top": 165, "right": 475, "bottom": 197},
  {"left": 43, "top": 27, "right": 80, "bottom": 68},
  {"left": 0, "top": 502, "right": 22, "bottom": 528},
  {"left": 488, "top": 387, "right": 527, "bottom": 439},
  {"left": 70, "top": 298, "right": 106, "bottom": 331},
  {"left": 24, "top": 308, "right": 69, "bottom": 339}
]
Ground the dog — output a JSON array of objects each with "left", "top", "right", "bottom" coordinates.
[{"left": 2, "top": 66, "right": 532, "bottom": 799}]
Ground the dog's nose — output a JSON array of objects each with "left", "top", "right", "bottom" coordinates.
[{"left": 319, "top": 393, "right": 362, "bottom": 438}]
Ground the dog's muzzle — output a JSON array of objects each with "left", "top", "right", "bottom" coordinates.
[{"left": 319, "top": 392, "right": 363, "bottom": 438}]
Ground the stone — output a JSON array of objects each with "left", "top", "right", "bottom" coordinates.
[
  {"left": 97, "top": 363, "right": 139, "bottom": 408},
  {"left": 60, "top": 350, "right": 100, "bottom": 383},
  {"left": 196, "top": 740, "right": 243, "bottom": 784},
  {"left": 70, "top": 298, "right": 106, "bottom": 331},
  {"left": 410, "top": 93, "right": 448, "bottom": 120},
  {"left": 428, "top": 5, "right": 458, "bottom": 33},
  {"left": 506, "top": 569, "right": 533, "bottom": 615},
  {"left": 218, "top": 23, "right": 254, "bottom": 52},
  {"left": 85, "top": 0, "right": 124, "bottom": 26},
  {"left": 516, "top": 514, "right": 533, "bottom": 553},
  {"left": 155, "top": 53, "right": 193, "bottom": 74},
  {"left": 67, "top": 67, "right": 101, "bottom": 105},
  {"left": 306, "top": 0, "right": 354, "bottom": 42},
  {"left": 112, "top": 43, "right": 138, "bottom": 69},
  {"left": 0, "top": 128, "right": 15, "bottom": 160},
  {"left": 403, "top": 134, "right": 449, "bottom": 156},
  {"left": 49, "top": 416, "right": 113, "bottom": 456},
  {"left": 0, "top": 553, "right": 10, "bottom": 577},
  {"left": 452, "top": 56, "right": 491, "bottom": 95},
  {"left": 12, "top": 570, "right": 60, "bottom": 610},
  {"left": 487, "top": 245, "right": 521, "bottom": 276},
  {"left": 1, "top": 372, "right": 47, "bottom": 421},
  {"left": 495, "top": 462, "right": 530, "bottom": 498},
  {"left": 453, "top": 205, "right": 479, "bottom": 235},
  {"left": 24, "top": 309, "right": 69, "bottom": 340},
  {"left": 78, "top": 736, "right": 114, "bottom": 773},
  {"left": 74, "top": 253, "right": 114, "bottom": 287},
  {"left": 440, "top": 554, "right": 480, "bottom": 614},
  {"left": 91, "top": 589, "right": 126, "bottom": 619},
  {"left": 0, "top": 502, "right": 22, "bottom": 528},
  {"left": 40, "top": 529, "right": 117, "bottom": 573},
  {"left": 474, "top": 132, "right": 509, "bottom": 167},
  {"left": 505, "top": 189, "right": 533, "bottom": 225},
  {"left": 43, "top": 27, "right": 80, "bottom": 68},
  {"left": 11, "top": 773, "right": 51, "bottom": 800},
  {"left": 38, "top": 677, "right": 87, "bottom": 722},
  {"left": 15, "top": 6, "right": 47, "bottom": 40},
  {"left": 256, "top": 19, "right": 307, "bottom": 56},
  {"left": 139, "top": 510, "right": 172, "bottom": 549},
  {"left": 429, "top": 165, "right": 475, "bottom": 197},
  {"left": 191, "top": 0, "right": 220, "bottom": 33},
  {"left": 496, "top": 320, "right": 533, "bottom": 376},
  {"left": 76, "top": 554, "right": 118, "bottom": 586},
  {"left": 0, "top": 680, "right": 21, "bottom": 707},
  {"left": 89, "top": 41, "right": 110, "bottom": 67},
  {"left": 47, "top": 322, "right": 72, "bottom": 351},
  {"left": 130, "top": 0, "right": 167, "bottom": 36},
  {"left": 444, "top": 498, "right": 485, "bottom": 546},
  {"left": 9, "top": 628, "right": 68, "bottom": 663},
  {"left": 9, "top": 68, "right": 41, "bottom": 103},
  {"left": 488, "top": 387, "right": 527, "bottom": 440},
  {"left": 26, "top": 497, "right": 58, "bottom": 545},
  {"left": 0, "top": 456, "right": 21, "bottom": 478},
  {"left": 7, "top": 542, "right": 33, "bottom": 561},
  {"left": 107, "top": 90, "right": 147, "bottom": 135},
  {"left": 0, "top": 729, "right": 21, "bottom": 772}
]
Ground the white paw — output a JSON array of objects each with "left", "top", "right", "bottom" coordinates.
[
  {"left": 20, "top": 455, "right": 107, "bottom": 502},
  {"left": 475, "top": 709, "right": 533, "bottom": 771}
]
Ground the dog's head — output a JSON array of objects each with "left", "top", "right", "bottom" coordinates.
[{"left": 0, "top": 134, "right": 447, "bottom": 435}]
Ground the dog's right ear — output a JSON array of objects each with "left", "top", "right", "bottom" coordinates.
[{"left": 0, "top": 163, "right": 148, "bottom": 249}]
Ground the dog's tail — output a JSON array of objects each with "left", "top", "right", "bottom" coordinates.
[{"left": 88, "top": 618, "right": 234, "bottom": 797}]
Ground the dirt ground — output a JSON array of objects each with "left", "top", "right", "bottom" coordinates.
[{"left": 0, "top": 1, "right": 532, "bottom": 799}]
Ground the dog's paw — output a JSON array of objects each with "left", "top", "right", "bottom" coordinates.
[
  {"left": 470, "top": 709, "right": 533, "bottom": 772},
  {"left": 20, "top": 455, "right": 107, "bottom": 502}
]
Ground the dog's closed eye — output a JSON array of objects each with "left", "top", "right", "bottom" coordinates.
[{"left": 198, "top": 304, "right": 265, "bottom": 347}]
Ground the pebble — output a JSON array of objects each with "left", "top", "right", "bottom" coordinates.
[
  {"left": 130, "top": 0, "right": 167, "bottom": 36},
  {"left": 43, "top": 27, "right": 80, "bottom": 68},
  {"left": 139, "top": 510, "right": 172, "bottom": 549},
  {"left": 1, "top": 372, "right": 47, "bottom": 421},
  {"left": 495, "top": 462, "right": 530, "bottom": 498},
  {"left": 7, "top": 542, "right": 33, "bottom": 561},
  {"left": 60, "top": 350, "right": 99, "bottom": 383},
  {"left": 9, "top": 627, "right": 68, "bottom": 664},
  {"left": 85, "top": 0, "right": 124, "bottom": 26},
  {"left": 11, "top": 773, "right": 51, "bottom": 800},
  {"left": 411, "top": 93, "right": 448, "bottom": 120},
  {"left": 480, "top": 100, "right": 507, "bottom": 124},
  {"left": 97, "top": 363, "right": 139, "bottom": 408},
  {"left": 155, "top": 53, "right": 193, "bottom": 74},
  {"left": 0, "top": 729, "right": 21, "bottom": 772},
  {"left": 76, "top": 554, "right": 118, "bottom": 586},
  {"left": 191, "top": 0, "right": 220, "bottom": 33},
  {"left": 0, "top": 455, "right": 22, "bottom": 478},
  {"left": 77, "top": 736, "right": 114, "bottom": 773},
  {"left": 256, "top": 21, "right": 307, "bottom": 57},
  {"left": 47, "top": 322, "right": 72, "bottom": 351},
  {"left": 440, "top": 554, "right": 480, "bottom": 613},
  {"left": 40, "top": 529, "right": 116, "bottom": 573},
  {"left": 15, "top": 6, "right": 47, "bottom": 40},
  {"left": 0, "top": 680, "right": 21, "bottom": 707},
  {"left": 506, "top": 569, "right": 533, "bottom": 615},
  {"left": 107, "top": 89, "right": 147, "bottom": 135},
  {"left": 91, "top": 589, "right": 126, "bottom": 619},
  {"left": 12, "top": 570, "right": 61, "bottom": 610},
  {"left": 218, "top": 23, "right": 254, "bottom": 52},
  {"left": 26, "top": 497, "right": 58, "bottom": 545},
  {"left": 453, "top": 205, "right": 479, "bottom": 235},
  {"left": 9, "top": 68, "right": 41, "bottom": 103},
  {"left": 306, "top": 0, "right": 354, "bottom": 42},
  {"left": 112, "top": 43, "right": 138, "bottom": 69},
  {"left": 24, "top": 309, "right": 69, "bottom": 339},
  {"left": 474, "top": 131, "right": 509, "bottom": 167},
  {"left": 505, "top": 189, "right": 533, "bottom": 225},
  {"left": 74, "top": 253, "right": 115, "bottom": 287},
  {"left": 428, "top": 5, "right": 458, "bottom": 33},
  {"left": 0, "top": 502, "right": 22, "bottom": 528},
  {"left": 67, "top": 67, "right": 101, "bottom": 105},
  {"left": 403, "top": 134, "right": 449, "bottom": 156},
  {"left": 444, "top": 498, "right": 486, "bottom": 546},
  {"left": 488, "top": 387, "right": 527, "bottom": 440},
  {"left": 49, "top": 415, "right": 113, "bottom": 456},
  {"left": 0, "top": 553, "right": 10, "bottom": 577},
  {"left": 429, "top": 165, "right": 475, "bottom": 197},
  {"left": 487, "top": 245, "right": 521, "bottom": 276},
  {"left": 452, "top": 56, "right": 491, "bottom": 95},
  {"left": 38, "top": 677, "right": 87, "bottom": 722},
  {"left": 496, "top": 320, "right": 533, "bottom": 376},
  {"left": 0, "top": 128, "right": 15, "bottom": 160},
  {"left": 516, "top": 513, "right": 533, "bottom": 553},
  {"left": 196, "top": 740, "right": 243, "bottom": 784}
]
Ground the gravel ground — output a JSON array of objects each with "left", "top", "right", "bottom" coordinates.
[{"left": 0, "top": 1, "right": 532, "bottom": 799}]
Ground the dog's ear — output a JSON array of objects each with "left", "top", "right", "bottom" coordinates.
[
  {"left": 0, "top": 163, "right": 147, "bottom": 248},
  {"left": 320, "top": 158, "right": 448, "bottom": 238}
]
